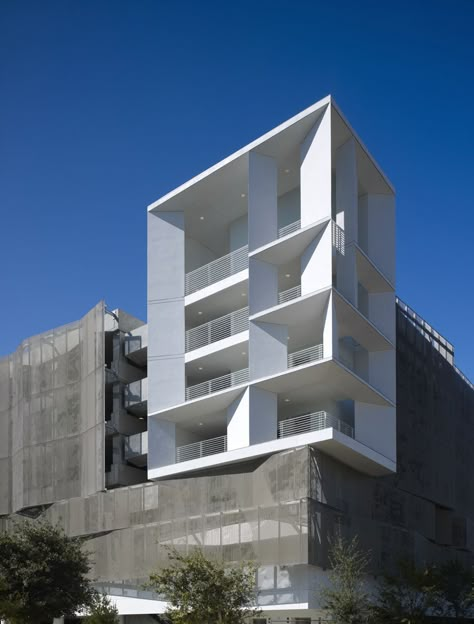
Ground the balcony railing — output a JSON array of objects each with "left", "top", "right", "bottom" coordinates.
[
  {"left": 185, "top": 245, "right": 248, "bottom": 295},
  {"left": 332, "top": 221, "right": 345, "bottom": 255},
  {"left": 185, "top": 307, "right": 248, "bottom": 352},
  {"left": 278, "top": 411, "right": 354, "bottom": 439},
  {"left": 278, "top": 219, "right": 301, "bottom": 239},
  {"left": 186, "top": 367, "right": 249, "bottom": 401},
  {"left": 288, "top": 343, "right": 323, "bottom": 368},
  {"left": 278, "top": 284, "right": 301, "bottom": 305},
  {"left": 176, "top": 434, "right": 227, "bottom": 463}
]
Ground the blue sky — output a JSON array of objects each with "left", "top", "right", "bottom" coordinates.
[{"left": 1, "top": 0, "right": 473, "bottom": 379}]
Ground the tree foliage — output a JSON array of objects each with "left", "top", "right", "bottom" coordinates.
[
  {"left": 0, "top": 521, "right": 95, "bottom": 624},
  {"left": 320, "top": 535, "right": 373, "bottom": 624},
  {"left": 373, "top": 559, "right": 438, "bottom": 624},
  {"left": 147, "top": 546, "right": 260, "bottom": 624},
  {"left": 84, "top": 592, "right": 120, "bottom": 624},
  {"left": 432, "top": 559, "right": 474, "bottom": 620}
]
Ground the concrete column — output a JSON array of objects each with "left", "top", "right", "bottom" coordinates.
[
  {"left": 249, "top": 257, "right": 278, "bottom": 315},
  {"left": 336, "top": 244, "right": 357, "bottom": 306},
  {"left": 249, "top": 321, "right": 288, "bottom": 380},
  {"left": 300, "top": 105, "right": 332, "bottom": 227},
  {"left": 147, "top": 211, "right": 185, "bottom": 413},
  {"left": 300, "top": 221, "right": 332, "bottom": 295},
  {"left": 359, "top": 194, "right": 396, "bottom": 284},
  {"left": 335, "top": 137, "right": 358, "bottom": 244},
  {"left": 248, "top": 152, "right": 278, "bottom": 251},
  {"left": 227, "top": 387, "right": 277, "bottom": 450},
  {"left": 322, "top": 291, "right": 338, "bottom": 360}
]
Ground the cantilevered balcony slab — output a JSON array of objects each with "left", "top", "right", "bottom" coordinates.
[
  {"left": 333, "top": 290, "right": 394, "bottom": 351},
  {"left": 252, "top": 357, "right": 394, "bottom": 407},
  {"left": 148, "top": 425, "right": 395, "bottom": 481},
  {"left": 185, "top": 269, "right": 248, "bottom": 307},
  {"left": 185, "top": 331, "right": 249, "bottom": 367},
  {"left": 352, "top": 243, "right": 395, "bottom": 293},
  {"left": 250, "top": 285, "right": 330, "bottom": 325},
  {"left": 249, "top": 217, "right": 330, "bottom": 265}
]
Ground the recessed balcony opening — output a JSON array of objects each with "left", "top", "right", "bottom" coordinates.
[
  {"left": 277, "top": 259, "right": 301, "bottom": 305},
  {"left": 286, "top": 316, "right": 325, "bottom": 369},
  {"left": 277, "top": 186, "right": 301, "bottom": 239},
  {"left": 338, "top": 336, "right": 369, "bottom": 382},
  {"left": 185, "top": 353, "right": 249, "bottom": 401},
  {"left": 173, "top": 410, "right": 227, "bottom": 463},
  {"left": 185, "top": 305, "right": 249, "bottom": 352},
  {"left": 277, "top": 390, "right": 355, "bottom": 440}
]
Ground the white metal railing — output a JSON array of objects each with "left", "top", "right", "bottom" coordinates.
[
  {"left": 278, "top": 219, "right": 301, "bottom": 238},
  {"left": 288, "top": 344, "right": 323, "bottom": 368},
  {"left": 332, "top": 220, "right": 345, "bottom": 254},
  {"left": 185, "top": 307, "right": 248, "bottom": 352},
  {"left": 278, "top": 411, "right": 354, "bottom": 439},
  {"left": 176, "top": 434, "right": 227, "bottom": 463},
  {"left": 185, "top": 245, "right": 248, "bottom": 295},
  {"left": 186, "top": 368, "right": 249, "bottom": 401},
  {"left": 278, "top": 284, "right": 301, "bottom": 305}
]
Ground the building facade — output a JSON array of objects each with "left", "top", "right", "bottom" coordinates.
[{"left": 1, "top": 97, "right": 473, "bottom": 623}]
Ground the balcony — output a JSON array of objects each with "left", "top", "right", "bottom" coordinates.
[
  {"left": 278, "top": 284, "right": 301, "bottom": 305},
  {"left": 278, "top": 219, "right": 300, "bottom": 239},
  {"left": 288, "top": 343, "right": 323, "bottom": 368},
  {"left": 176, "top": 434, "right": 227, "bottom": 463},
  {"left": 278, "top": 411, "right": 354, "bottom": 439},
  {"left": 185, "top": 245, "right": 248, "bottom": 296},
  {"left": 123, "top": 378, "right": 148, "bottom": 416},
  {"left": 185, "top": 306, "right": 248, "bottom": 352},
  {"left": 124, "top": 431, "right": 148, "bottom": 467},
  {"left": 186, "top": 367, "right": 249, "bottom": 401}
]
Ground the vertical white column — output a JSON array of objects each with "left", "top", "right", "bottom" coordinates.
[
  {"left": 147, "top": 210, "right": 185, "bottom": 414},
  {"left": 249, "top": 321, "right": 288, "bottom": 379},
  {"left": 249, "top": 257, "right": 279, "bottom": 315},
  {"left": 360, "top": 194, "right": 396, "bottom": 284},
  {"left": 300, "top": 105, "right": 332, "bottom": 227},
  {"left": 227, "top": 387, "right": 277, "bottom": 450},
  {"left": 147, "top": 210, "right": 185, "bottom": 472},
  {"left": 322, "top": 291, "right": 338, "bottom": 360},
  {"left": 300, "top": 221, "right": 332, "bottom": 295},
  {"left": 335, "top": 138, "right": 358, "bottom": 244},
  {"left": 248, "top": 152, "right": 278, "bottom": 251}
]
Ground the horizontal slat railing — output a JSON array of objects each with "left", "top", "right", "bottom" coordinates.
[
  {"left": 185, "top": 307, "right": 248, "bottom": 352},
  {"left": 278, "top": 285, "right": 301, "bottom": 305},
  {"left": 185, "top": 245, "right": 248, "bottom": 295},
  {"left": 186, "top": 368, "right": 249, "bottom": 401},
  {"left": 278, "top": 411, "right": 354, "bottom": 439},
  {"left": 288, "top": 344, "right": 323, "bottom": 368},
  {"left": 176, "top": 434, "right": 227, "bottom": 463},
  {"left": 278, "top": 219, "right": 301, "bottom": 239},
  {"left": 332, "top": 220, "right": 345, "bottom": 255}
]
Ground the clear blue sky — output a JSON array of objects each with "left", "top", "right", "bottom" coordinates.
[{"left": 1, "top": 0, "right": 473, "bottom": 379}]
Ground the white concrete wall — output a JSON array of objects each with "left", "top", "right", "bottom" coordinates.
[
  {"left": 368, "top": 348, "right": 396, "bottom": 403},
  {"left": 368, "top": 291, "right": 396, "bottom": 344},
  {"left": 185, "top": 237, "right": 217, "bottom": 272},
  {"left": 300, "top": 222, "right": 332, "bottom": 295},
  {"left": 229, "top": 214, "right": 248, "bottom": 251},
  {"left": 227, "top": 387, "right": 277, "bottom": 450},
  {"left": 336, "top": 244, "right": 358, "bottom": 306},
  {"left": 147, "top": 418, "right": 176, "bottom": 469},
  {"left": 360, "top": 193, "right": 396, "bottom": 284},
  {"left": 335, "top": 137, "right": 358, "bottom": 244},
  {"left": 249, "top": 321, "right": 288, "bottom": 379},
  {"left": 277, "top": 187, "right": 300, "bottom": 229},
  {"left": 300, "top": 105, "right": 331, "bottom": 226},
  {"left": 248, "top": 152, "right": 278, "bottom": 251},
  {"left": 322, "top": 292, "right": 338, "bottom": 359},
  {"left": 249, "top": 257, "right": 279, "bottom": 315},
  {"left": 147, "top": 211, "right": 185, "bottom": 415}
]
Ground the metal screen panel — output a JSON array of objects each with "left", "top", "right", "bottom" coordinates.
[{"left": 0, "top": 302, "right": 105, "bottom": 514}]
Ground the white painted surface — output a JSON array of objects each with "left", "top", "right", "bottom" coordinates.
[
  {"left": 300, "top": 221, "right": 332, "bottom": 295},
  {"left": 300, "top": 105, "right": 331, "bottom": 226},
  {"left": 229, "top": 214, "right": 248, "bottom": 251},
  {"left": 355, "top": 402, "right": 396, "bottom": 462},
  {"left": 335, "top": 137, "right": 358, "bottom": 243},
  {"left": 248, "top": 152, "right": 278, "bottom": 250},
  {"left": 249, "top": 321, "right": 288, "bottom": 379},
  {"left": 249, "top": 257, "right": 278, "bottom": 315},
  {"left": 226, "top": 388, "right": 250, "bottom": 450}
]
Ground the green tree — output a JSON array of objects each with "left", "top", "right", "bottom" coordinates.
[
  {"left": 84, "top": 592, "right": 120, "bottom": 624},
  {"left": 146, "top": 546, "right": 260, "bottom": 624},
  {"left": 432, "top": 559, "right": 474, "bottom": 620},
  {"left": 0, "top": 521, "right": 95, "bottom": 624},
  {"left": 320, "top": 535, "right": 373, "bottom": 624},
  {"left": 373, "top": 559, "right": 438, "bottom": 624}
]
